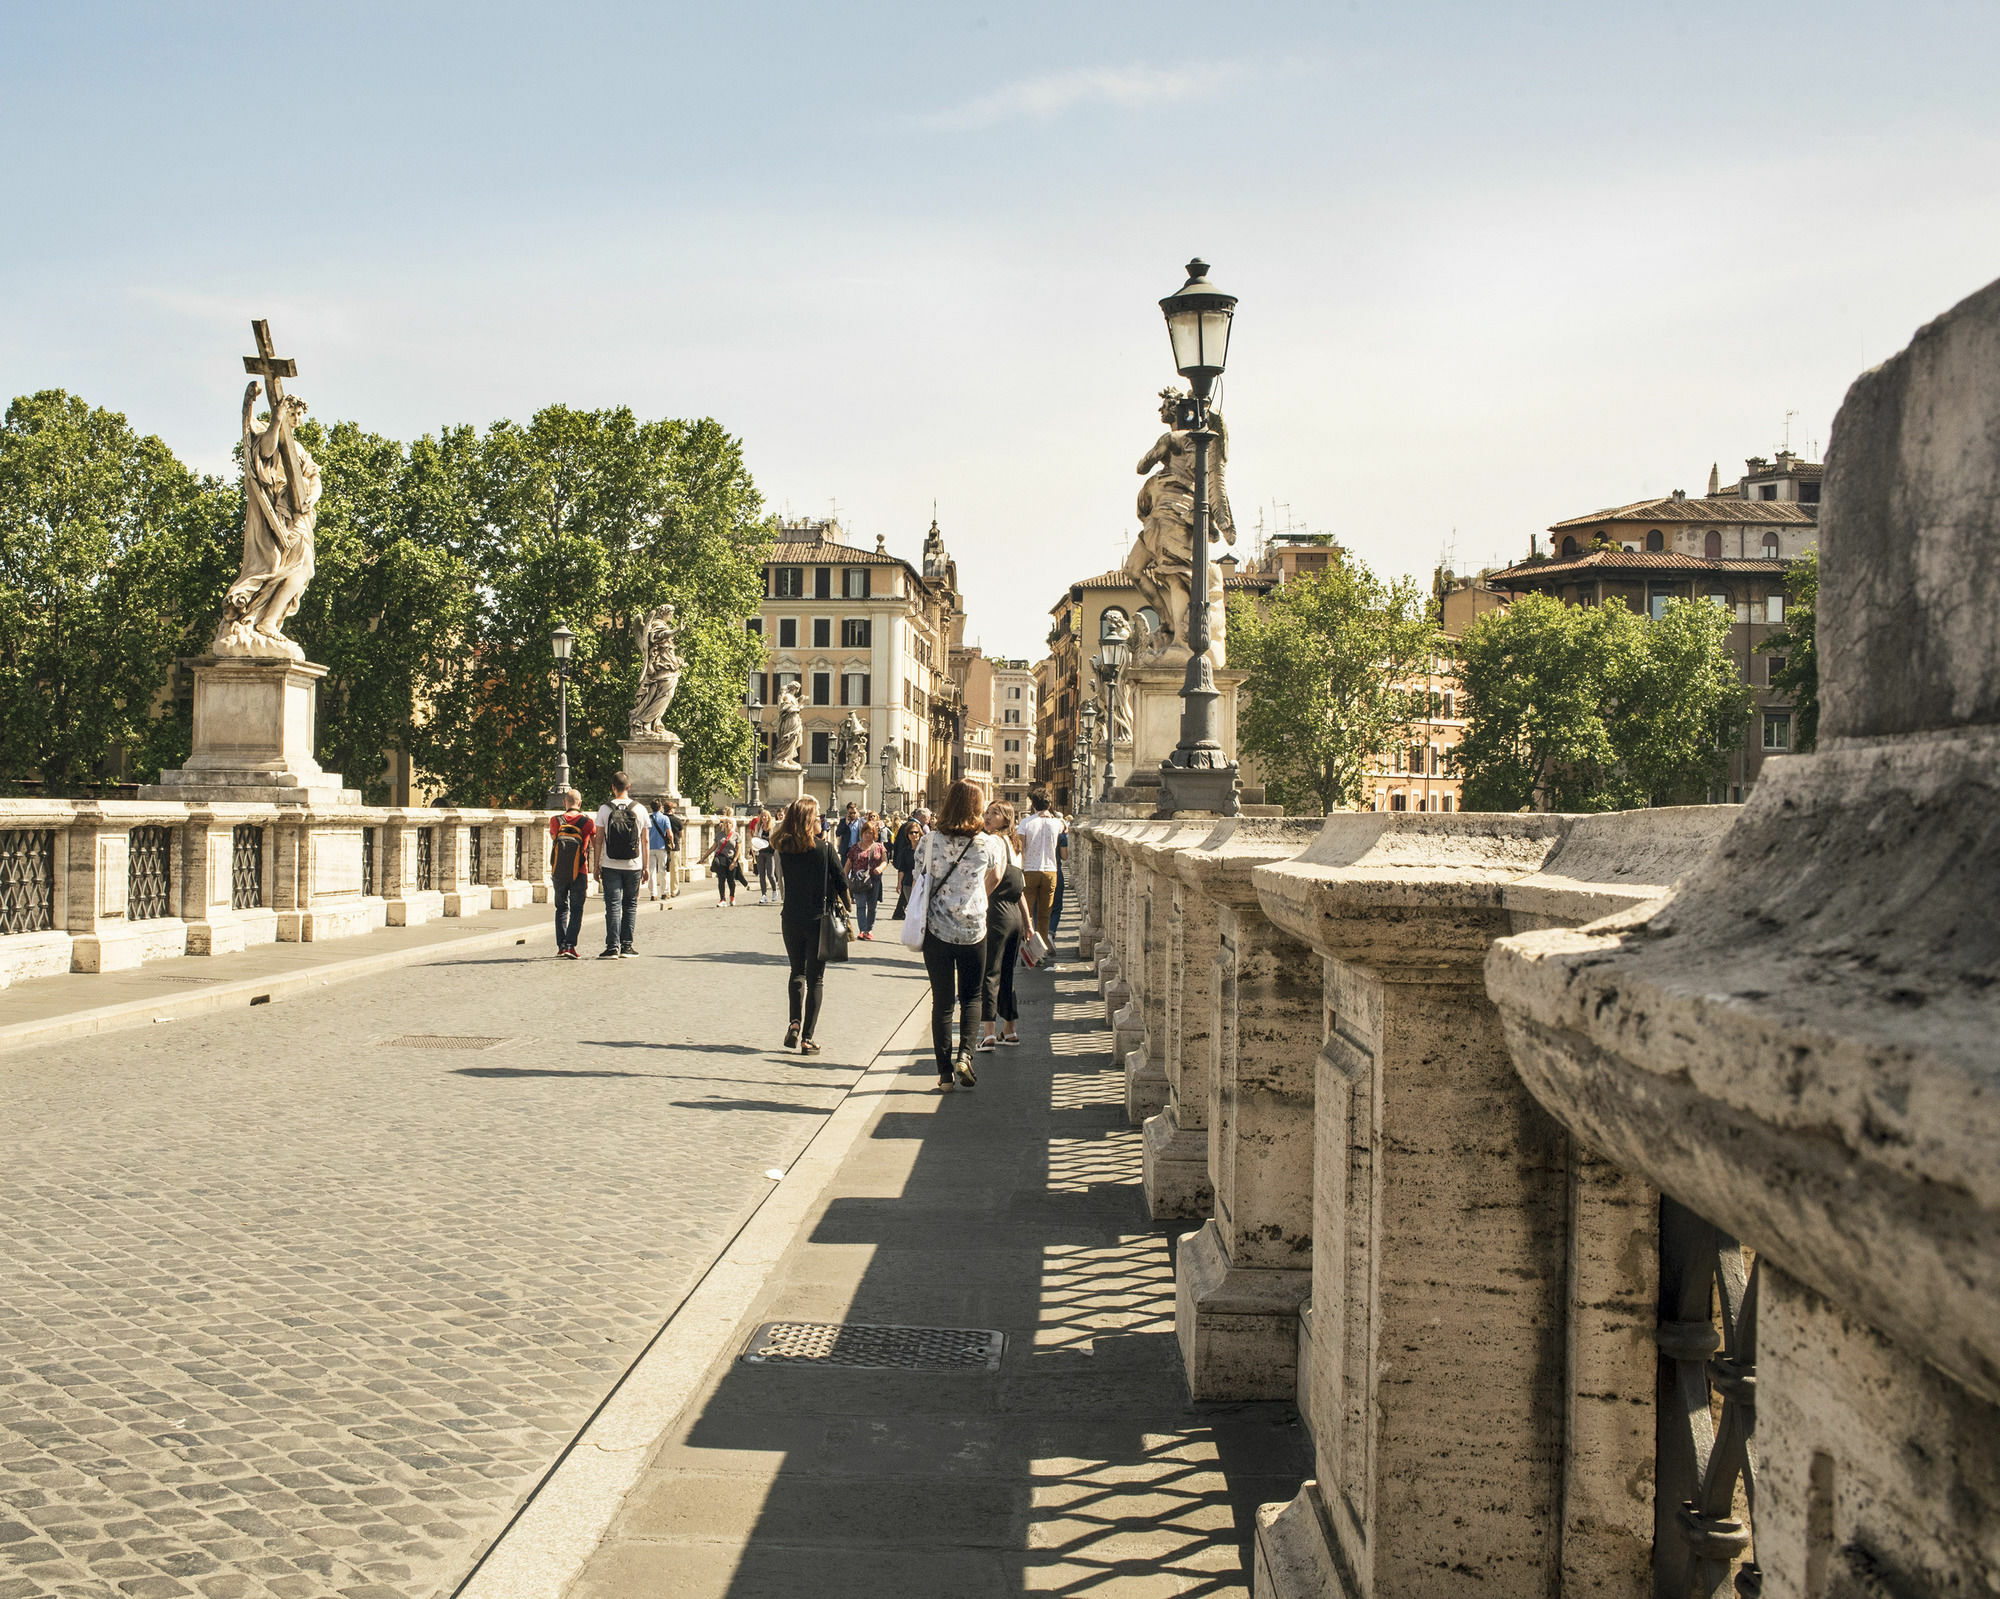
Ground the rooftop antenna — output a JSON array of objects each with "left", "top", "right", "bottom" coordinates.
[{"left": 1784, "top": 410, "right": 1799, "bottom": 453}]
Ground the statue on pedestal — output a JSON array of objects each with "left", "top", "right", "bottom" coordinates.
[
  {"left": 628, "top": 603, "right": 682, "bottom": 738},
  {"left": 1125, "top": 387, "right": 1235, "bottom": 664},
  {"left": 838, "top": 710, "right": 869, "bottom": 785},
  {"left": 771, "top": 683, "right": 804, "bottom": 768},
  {"left": 214, "top": 321, "right": 320, "bottom": 661}
]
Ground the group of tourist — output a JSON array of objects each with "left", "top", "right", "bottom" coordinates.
[{"left": 544, "top": 775, "right": 1073, "bottom": 1083}]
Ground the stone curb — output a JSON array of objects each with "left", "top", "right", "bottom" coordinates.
[
  {"left": 451, "top": 988, "right": 932, "bottom": 1599},
  {"left": 0, "top": 899, "right": 679, "bottom": 1058}
]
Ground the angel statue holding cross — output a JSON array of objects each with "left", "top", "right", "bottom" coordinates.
[{"left": 212, "top": 320, "right": 321, "bottom": 661}]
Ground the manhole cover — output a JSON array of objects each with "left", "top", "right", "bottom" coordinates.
[
  {"left": 741, "top": 1321, "right": 1004, "bottom": 1371},
  {"left": 380, "top": 1034, "right": 514, "bottom": 1051}
]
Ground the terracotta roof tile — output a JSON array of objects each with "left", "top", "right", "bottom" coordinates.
[
  {"left": 1549, "top": 496, "right": 1815, "bottom": 530},
  {"left": 766, "top": 540, "right": 906, "bottom": 566},
  {"left": 1490, "top": 551, "right": 1789, "bottom": 584}
]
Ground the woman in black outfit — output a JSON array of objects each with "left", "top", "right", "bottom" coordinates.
[{"left": 772, "top": 796, "right": 852, "bottom": 1053}]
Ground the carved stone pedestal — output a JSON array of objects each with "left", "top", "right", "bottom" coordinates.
[
  {"left": 762, "top": 764, "right": 803, "bottom": 809},
  {"left": 619, "top": 734, "right": 682, "bottom": 808},
  {"left": 145, "top": 657, "right": 357, "bottom": 805}
]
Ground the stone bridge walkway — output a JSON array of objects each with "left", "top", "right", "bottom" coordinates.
[{"left": 0, "top": 896, "right": 930, "bottom": 1599}]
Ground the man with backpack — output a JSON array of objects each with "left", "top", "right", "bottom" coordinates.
[
  {"left": 647, "top": 804, "right": 677, "bottom": 903},
  {"left": 547, "top": 788, "right": 596, "bottom": 959},
  {"left": 593, "top": 772, "right": 649, "bottom": 958}
]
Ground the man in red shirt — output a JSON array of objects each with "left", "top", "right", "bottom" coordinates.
[{"left": 547, "top": 788, "right": 596, "bottom": 959}]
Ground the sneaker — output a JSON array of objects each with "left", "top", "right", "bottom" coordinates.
[
  {"left": 784, "top": 1022, "right": 800, "bottom": 1051},
  {"left": 598, "top": 948, "right": 620, "bottom": 959},
  {"left": 954, "top": 1052, "right": 978, "bottom": 1089},
  {"left": 619, "top": 944, "right": 635, "bottom": 958}
]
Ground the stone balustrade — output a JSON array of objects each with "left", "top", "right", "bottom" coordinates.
[
  {"left": 1243, "top": 807, "right": 1733, "bottom": 1599},
  {"left": 1080, "top": 802, "right": 1738, "bottom": 1592},
  {"left": 0, "top": 798, "right": 558, "bottom": 988},
  {"left": 1488, "top": 275, "right": 2000, "bottom": 1599}
]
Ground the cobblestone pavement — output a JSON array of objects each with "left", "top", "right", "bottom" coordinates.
[{"left": 0, "top": 897, "right": 930, "bottom": 1599}]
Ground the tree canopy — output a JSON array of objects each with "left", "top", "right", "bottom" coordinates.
[
  {"left": 1229, "top": 555, "right": 1438, "bottom": 814},
  {"left": 1454, "top": 592, "right": 1750, "bottom": 811},
  {"left": 1760, "top": 546, "right": 1818, "bottom": 752},
  {"left": 0, "top": 391, "right": 771, "bottom": 804}
]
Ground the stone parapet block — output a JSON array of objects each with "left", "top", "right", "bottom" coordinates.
[{"left": 1175, "top": 1217, "right": 1313, "bottom": 1401}]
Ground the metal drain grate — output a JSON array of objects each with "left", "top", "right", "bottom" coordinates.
[
  {"left": 741, "top": 1321, "right": 1005, "bottom": 1371},
  {"left": 380, "top": 1034, "right": 514, "bottom": 1051}
]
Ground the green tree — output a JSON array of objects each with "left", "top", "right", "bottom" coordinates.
[
  {"left": 1454, "top": 593, "right": 1623, "bottom": 812},
  {"left": 1230, "top": 556, "right": 1438, "bottom": 814},
  {"left": 1455, "top": 592, "right": 1748, "bottom": 811},
  {"left": 1607, "top": 597, "right": 1751, "bottom": 806},
  {"left": 283, "top": 419, "right": 482, "bottom": 803},
  {"left": 0, "top": 391, "right": 229, "bottom": 791},
  {"left": 418, "top": 406, "right": 770, "bottom": 805},
  {"left": 1759, "top": 546, "right": 1818, "bottom": 752}
]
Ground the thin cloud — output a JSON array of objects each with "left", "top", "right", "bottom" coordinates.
[{"left": 920, "top": 64, "right": 1236, "bottom": 132}]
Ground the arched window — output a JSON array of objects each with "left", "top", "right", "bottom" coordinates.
[
  {"left": 1762, "top": 533, "right": 1780, "bottom": 558},
  {"left": 1559, "top": 536, "right": 1578, "bottom": 558},
  {"left": 1705, "top": 530, "right": 1723, "bottom": 559},
  {"left": 1646, "top": 530, "right": 1664, "bottom": 552}
]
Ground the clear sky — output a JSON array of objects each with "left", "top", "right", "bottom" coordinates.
[{"left": 4, "top": 2, "right": 1997, "bottom": 660}]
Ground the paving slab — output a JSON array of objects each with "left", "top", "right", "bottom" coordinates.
[
  {"left": 0, "top": 893, "right": 928, "bottom": 1599},
  {"left": 556, "top": 921, "right": 1311, "bottom": 1599}
]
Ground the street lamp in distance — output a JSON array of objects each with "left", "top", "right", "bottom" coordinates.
[
  {"left": 1096, "top": 608, "right": 1130, "bottom": 805},
  {"left": 1156, "top": 258, "right": 1242, "bottom": 818},
  {"left": 548, "top": 624, "right": 576, "bottom": 808}
]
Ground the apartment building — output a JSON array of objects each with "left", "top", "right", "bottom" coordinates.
[{"left": 750, "top": 518, "right": 960, "bottom": 815}]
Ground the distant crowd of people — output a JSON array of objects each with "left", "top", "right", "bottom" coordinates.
[{"left": 544, "top": 775, "right": 1072, "bottom": 1081}]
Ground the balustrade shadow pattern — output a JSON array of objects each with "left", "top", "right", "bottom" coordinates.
[{"left": 603, "top": 913, "right": 1309, "bottom": 1596}]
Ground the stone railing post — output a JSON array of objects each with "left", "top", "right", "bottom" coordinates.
[
  {"left": 1072, "top": 828, "right": 1101, "bottom": 960},
  {"left": 1122, "top": 820, "right": 1219, "bottom": 1123},
  {"left": 1159, "top": 818, "right": 1324, "bottom": 1395},
  {"left": 1489, "top": 274, "right": 2000, "bottom": 1599},
  {"left": 1250, "top": 808, "right": 1732, "bottom": 1599}
]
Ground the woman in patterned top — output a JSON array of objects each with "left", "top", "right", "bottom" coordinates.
[{"left": 914, "top": 779, "right": 1006, "bottom": 1090}]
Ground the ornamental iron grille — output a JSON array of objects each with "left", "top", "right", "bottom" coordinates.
[
  {"left": 468, "top": 826, "right": 484, "bottom": 885},
  {"left": 416, "top": 827, "right": 435, "bottom": 891},
  {"left": 1655, "top": 1196, "right": 1759, "bottom": 1599},
  {"left": 361, "top": 827, "right": 376, "bottom": 895},
  {"left": 127, "top": 826, "right": 173, "bottom": 920},
  {"left": 0, "top": 829, "right": 57, "bottom": 935},
  {"left": 230, "top": 826, "right": 264, "bottom": 910},
  {"left": 513, "top": 826, "right": 525, "bottom": 881}
]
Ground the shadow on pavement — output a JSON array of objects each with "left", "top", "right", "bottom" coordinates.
[{"left": 574, "top": 897, "right": 1309, "bottom": 1597}]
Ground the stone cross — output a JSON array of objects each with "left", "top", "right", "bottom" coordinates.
[{"left": 242, "top": 319, "right": 302, "bottom": 500}]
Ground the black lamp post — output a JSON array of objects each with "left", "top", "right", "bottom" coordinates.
[
  {"left": 1156, "top": 258, "right": 1242, "bottom": 817},
  {"left": 1077, "top": 697, "right": 1098, "bottom": 814},
  {"left": 743, "top": 692, "right": 763, "bottom": 811},
  {"left": 548, "top": 625, "right": 575, "bottom": 807},
  {"left": 1095, "top": 609, "right": 1130, "bottom": 803}
]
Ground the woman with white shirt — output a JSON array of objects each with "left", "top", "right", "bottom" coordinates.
[{"left": 914, "top": 779, "right": 1005, "bottom": 1091}]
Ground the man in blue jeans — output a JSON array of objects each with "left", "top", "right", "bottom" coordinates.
[{"left": 593, "top": 772, "right": 650, "bottom": 959}]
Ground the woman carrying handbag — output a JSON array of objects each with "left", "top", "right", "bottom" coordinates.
[
  {"left": 772, "top": 797, "right": 852, "bottom": 1054},
  {"left": 907, "top": 779, "right": 1005, "bottom": 1090}
]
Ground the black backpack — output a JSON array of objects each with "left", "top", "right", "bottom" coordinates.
[{"left": 604, "top": 801, "right": 642, "bottom": 859}]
